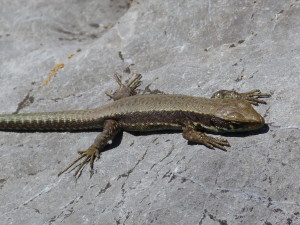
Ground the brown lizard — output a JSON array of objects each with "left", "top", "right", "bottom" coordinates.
[{"left": 0, "top": 74, "right": 270, "bottom": 176}]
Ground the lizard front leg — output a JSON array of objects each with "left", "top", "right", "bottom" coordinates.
[
  {"left": 182, "top": 126, "right": 230, "bottom": 151},
  {"left": 211, "top": 89, "right": 271, "bottom": 105},
  {"left": 58, "top": 120, "right": 121, "bottom": 177}
]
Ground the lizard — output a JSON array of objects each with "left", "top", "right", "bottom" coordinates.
[{"left": 0, "top": 74, "right": 270, "bottom": 176}]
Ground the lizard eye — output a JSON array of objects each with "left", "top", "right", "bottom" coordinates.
[{"left": 224, "top": 112, "right": 245, "bottom": 121}]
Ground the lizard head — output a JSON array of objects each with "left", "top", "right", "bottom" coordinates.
[{"left": 210, "top": 100, "right": 265, "bottom": 133}]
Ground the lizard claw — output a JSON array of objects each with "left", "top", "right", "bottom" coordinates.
[
  {"left": 239, "top": 89, "right": 271, "bottom": 105},
  {"left": 58, "top": 145, "right": 98, "bottom": 177},
  {"left": 201, "top": 136, "right": 231, "bottom": 151}
]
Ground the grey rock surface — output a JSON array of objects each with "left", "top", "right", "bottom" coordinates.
[{"left": 1, "top": 0, "right": 300, "bottom": 224}]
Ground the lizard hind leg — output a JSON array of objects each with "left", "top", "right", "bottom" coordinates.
[
  {"left": 105, "top": 73, "right": 142, "bottom": 100},
  {"left": 58, "top": 120, "right": 121, "bottom": 177}
]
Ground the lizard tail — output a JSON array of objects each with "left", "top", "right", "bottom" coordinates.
[{"left": 0, "top": 110, "right": 105, "bottom": 131}]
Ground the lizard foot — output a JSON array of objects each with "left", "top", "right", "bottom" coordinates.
[
  {"left": 211, "top": 89, "right": 271, "bottom": 105},
  {"left": 58, "top": 145, "right": 98, "bottom": 177},
  {"left": 105, "top": 73, "right": 142, "bottom": 100},
  {"left": 199, "top": 135, "right": 231, "bottom": 151},
  {"left": 182, "top": 127, "right": 231, "bottom": 151}
]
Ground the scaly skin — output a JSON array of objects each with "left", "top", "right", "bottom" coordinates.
[
  {"left": 0, "top": 94, "right": 265, "bottom": 132},
  {"left": 0, "top": 74, "right": 270, "bottom": 176}
]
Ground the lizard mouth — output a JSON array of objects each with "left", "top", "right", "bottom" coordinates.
[
  {"left": 230, "top": 121, "right": 265, "bottom": 132},
  {"left": 210, "top": 116, "right": 265, "bottom": 133}
]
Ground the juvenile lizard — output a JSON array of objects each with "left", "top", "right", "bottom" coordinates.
[{"left": 0, "top": 74, "right": 270, "bottom": 176}]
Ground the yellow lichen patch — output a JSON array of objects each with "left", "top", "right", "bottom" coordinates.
[
  {"left": 42, "top": 63, "right": 64, "bottom": 86},
  {"left": 67, "top": 54, "right": 75, "bottom": 59}
]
